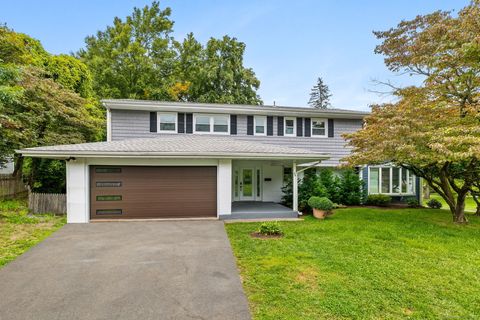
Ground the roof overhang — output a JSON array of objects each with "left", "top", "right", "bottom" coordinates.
[
  {"left": 17, "top": 150, "right": 330, "bottom": 161},
  {"left": 102, "top": 99, "right": 368, "bottom": 119}
]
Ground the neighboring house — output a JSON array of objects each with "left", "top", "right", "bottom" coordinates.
[
  {"left": 0, "top": 159, "right": 14, "bottom": 175},
  {"left": 18, "top": 100, "right": 420, "bottom": 223}
]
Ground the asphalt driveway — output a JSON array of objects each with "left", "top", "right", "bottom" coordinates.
[{"left": 0, "top": 221, "right": 251, "bottom": 320}]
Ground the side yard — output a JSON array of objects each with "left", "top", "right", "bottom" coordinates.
[
  {"left": 226, "top": 208, "right": 480, "bottom": 319},
  {"left": 0, "top": 199, "right": 65, "bottom": 267},
  {"left": 429, "top": 194, "right": 477, "bottom": 212}
]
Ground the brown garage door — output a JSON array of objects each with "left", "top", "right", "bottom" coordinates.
[{"left": 90, "top": 166, "right": 217, "bottom": 219}]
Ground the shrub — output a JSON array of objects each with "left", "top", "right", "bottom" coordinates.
[
  {"left": 308, "top": 196, "right": 334, "bottom": 211},
  {"left": 319, "top": 169, "right": 342, "bottom": 204},
  {"left": 258, "top": 221, "right": 283, "bottom": 236},
  {"left": 427, "top": 198, "right": 442, "bottom": 209},
  {"left": 365, "top": 194, "right": 392, "bottom": 206},
  {"left": 406, "top": 197, "right": 420, "bottom": 208},
  {"left": 339, "top": 169, "right": 363, "bottom": 205}
]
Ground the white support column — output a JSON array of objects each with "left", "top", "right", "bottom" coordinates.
[
  {"left": 293, "top": 161, "right": 298, "bottom": 213},
  {"left": 217, "top": 159, "right": 232, "bottom": 217}
]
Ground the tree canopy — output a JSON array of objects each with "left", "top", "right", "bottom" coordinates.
[
  {"left": 344, "top": 1, "right": 480, "bottom": 223},
  {"left": 0, "top": 26, "right": 103, "bottom": 191},
  {"left": 78, "top": 1, "right": 261, "bottom": 104}
]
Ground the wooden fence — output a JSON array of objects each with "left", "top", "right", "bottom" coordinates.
[
  {"left": 28, "top": 192, "right": 66, "bottom": 214},
  {"left": 0, "top": 174, "right": 28, "bottom": 199}
]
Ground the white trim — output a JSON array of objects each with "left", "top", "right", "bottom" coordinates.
[
  {"left": 254, "top": 115, "right": 267, "bottom": 136},
  {"left": 101, "top": 99, "right": 369, "bottom": 119},
  {"left": 217, "top": 159, "right": 232, "bottom": 216},
  {"left": 106, "top": 108, "right": 112, "bottom": 142},
  {"left": 311, "top": 118, "right": 328, "bottom": 138},
  {"left": 157, "top": 112, "right": 178, "bottom": 134},
  {"left": 284, "top": 117, "right": 296, "bottom": 137},
  {"left": 193, "top": 113, "right": 230, "bottom": 135}
]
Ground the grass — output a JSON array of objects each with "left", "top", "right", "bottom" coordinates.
[
  {"left": 428, "top": 194, "right": 477, "bottom": 212},
  {"left": 226, "top": 208, "right": 480, "bottom": 319},
  {"left": 0, "top": 199, "right": 65, "bottom": 267}
]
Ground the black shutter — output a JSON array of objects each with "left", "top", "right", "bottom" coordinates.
[
  {"left": 328, "top": 119, "right": 334, "bottom": 137},
  {"left": 267, "top": 116, "right": 273, "bottom": 136},
  {"left": 149, "top": 112, "right": 157, "bottom": 132},
  {"left": 186, "top": 113, "right": 193, "bottom": 134},
  {"left": 277, "top": 116, "right": 284, "bottom": 136},
  {"left": 247, "top": 115, "right": 254, "bottom": 135},
  {"left": 304, "top": 118, "right": 311, "bottom": 137},
  {"left": 297, "top": 117, "right": 303, "bottom": 137},
  {"left": 230, "top": 115, "right": 237, "bottom": 135},
  {"left": 178, "top": 113, "right": 185, "bottom": 133}
]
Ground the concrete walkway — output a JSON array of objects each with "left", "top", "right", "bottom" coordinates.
[{"left": 0, "top": 221, "right": 251, "bottom": 320}]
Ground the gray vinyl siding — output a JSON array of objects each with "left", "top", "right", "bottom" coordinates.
[{"left": 111, "top": 110, "right": 362, "bottom": 166}]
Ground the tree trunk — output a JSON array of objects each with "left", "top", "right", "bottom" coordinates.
[
  {"left": 12, "top": 156, "right": 23, "bottom": 178},
  {"left": 452, "top": 192, "right": 468, "bottom": 223},
  {"left": 473, "top": 195, "right": 480, "bottom": 216}
]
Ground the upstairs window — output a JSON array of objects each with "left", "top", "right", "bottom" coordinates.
[
  {"left": 284, "top": 117, "right": 296, "bottom": 136},
  {"left": 213, "top": 115, "right": 229, "bottom": 133},
  {"left": 311, "top": 118, "right": 327, "bottom": 137},
  {"left": 254, "top": 116, "right": 266, "bottom": 135},
  {"left": 158, "top": 113, "right": 177, "bottom": 133},
  {"left": 194, "top": 114, "right": 229, "bottom": 134}
]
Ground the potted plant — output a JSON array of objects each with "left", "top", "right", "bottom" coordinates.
[{"left": 308, "top": 196, "right": 334, "bottom": 219}]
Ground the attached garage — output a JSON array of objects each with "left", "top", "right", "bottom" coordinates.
[{"left": 90, "top": 166, "right": 217, "bottom": 219}]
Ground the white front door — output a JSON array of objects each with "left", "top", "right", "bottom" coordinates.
[{"left": 240, "top": 168, "right": 255, "bottom": 201}]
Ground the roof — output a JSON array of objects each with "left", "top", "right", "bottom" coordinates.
[
  {"left": 17, "top": 135, "right": 330, "bottom": 161},
  {"left": 102, "top": 99, "right": 369, "bottom": 119}
]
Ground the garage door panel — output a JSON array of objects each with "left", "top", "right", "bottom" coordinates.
[{"left": 90, "top": 166, "right": 217, "bottom": 219}]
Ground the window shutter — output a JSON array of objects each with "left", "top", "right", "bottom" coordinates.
[
  {"left": 150, "top": 112, "right": 157, "bottom": 132},
  {"left": 277, "top": 116, "right": 284, "bottom": 136},
  {"left": 328, "top": 119, "right": 334, "bottom": 137},
  {"left": 247, "top": 115, "right": 254, "bottom": 135},
  {"left": 267, "top": 116, "right": 273, "bottom": 136},
  {"left": 296, "top": 117, "right": 303, "bottom": 137},
  {"left": 178, "top": 113, "right": 185, "bottom": 133},
  {"left": 230, "top": 115, "right": 237, "bottom": 135},
  {"left": 304, "top": 118, "right": 311, "bottom": 137},
  {"left": 186, "top": 113, "right": 193, "bottom": 134}
]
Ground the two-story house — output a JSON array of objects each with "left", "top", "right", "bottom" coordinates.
[{"left": 18, "top": 100, "right": 420, "bottom": 223}]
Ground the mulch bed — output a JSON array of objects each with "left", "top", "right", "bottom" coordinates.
[{"left": 250, "top": 232, "right": 283, "bottom": 239}]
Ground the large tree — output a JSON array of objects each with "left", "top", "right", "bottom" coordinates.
[
  {"left": 78, "top": 1, "right": 261, "bottom": 104},
  {"left": 0, "top": 26, "right": 103, "bottom": 191},
  {"left": 344, "top": 2, "right": 480, "bottom": 223}
]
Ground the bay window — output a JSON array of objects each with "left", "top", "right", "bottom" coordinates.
[{"left": 368, "top": 166, "right": 416, "bottom": 195}]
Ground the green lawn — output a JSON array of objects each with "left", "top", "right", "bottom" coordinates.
[
  {"left": 226, "top": 208, "right": 480, "bottom": 319},
  {"left": 0, "top": 199, "right": 65, "bottom": 267},
  {"left": 428, "top": 194, "right": 477, "bottom": 212}
]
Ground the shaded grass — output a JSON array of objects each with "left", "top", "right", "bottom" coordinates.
[
  {"left": 226, "top": 208, "right": 480, "bottom": 319},
  {"left": 428, "top": 194, "right": 477, "bottom": 212},
  {"left": 0, "top": 199, "right": 65, "bottom": 267}
]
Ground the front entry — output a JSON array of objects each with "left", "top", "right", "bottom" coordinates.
[{"left": 240, "top": 168, "right": 255, "bottom": 200}]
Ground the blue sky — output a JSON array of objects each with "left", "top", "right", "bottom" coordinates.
[{"left": 2, "top": 0, "right": 469, "bottom": 111}]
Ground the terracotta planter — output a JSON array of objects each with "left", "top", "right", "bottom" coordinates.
[{"left": 313, "top": 208, "right": 327, "bottom": 219}]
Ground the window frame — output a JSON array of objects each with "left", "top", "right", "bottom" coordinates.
[
  {"left": 367, "top": 166, "right": 416, "bottom": 196},
  {"left": 157, "top": 112, "right": 178, "bottom": 133},
  {"left": 254, "top": 115, "right": 267, "bottom": 136},
  {"left": 311, "top": 118, "right": 328, "bottom": 137},
  {"left": 284, "top": 117, "right": 296, "bottom": 136},
  {"left": 193, "top": 113, "right": 230, "bottom": 135}
]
